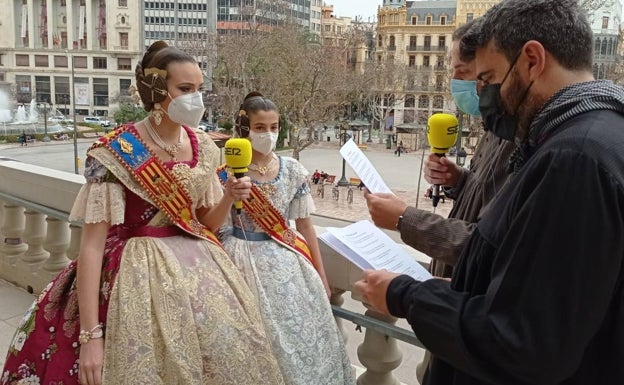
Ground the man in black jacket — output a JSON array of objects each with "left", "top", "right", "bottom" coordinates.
[{"left": 355, "top": 0, "right": 624, "bottom": 384}]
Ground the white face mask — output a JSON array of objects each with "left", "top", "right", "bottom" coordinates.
[
  {"left": 166, "top": 92, "right": 205, "bottom": 127},
  {"left": 248, "top": 130, "right": 278, "bottom": 155}
]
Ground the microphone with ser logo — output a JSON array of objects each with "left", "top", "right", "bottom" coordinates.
[
  {"left": 224, "top": 138, "right": 253, "bottom": 215},
  {"left": 426, "top": 113, "right": 459, "bottom": 211}
]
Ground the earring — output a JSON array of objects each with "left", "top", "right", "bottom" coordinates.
[{"left": 152, "top": 103, "right": 164, "bottom": 126}]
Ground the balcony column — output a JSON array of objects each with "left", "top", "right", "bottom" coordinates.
[
  {"left": 330, "top": 289, "right": 348, "bottom": 343},
  {"left": 0, "top": 204, "right": 28, "bottom": 275},
  {"left": 21, "top": 211, "right": 49, "bottom": 265},
  {"left": 37, "top": 218, "right": 71, "bottom": 293},
  {"left": 356, "top": 309, "right": 403, "bottom": 385},
  {"left": 67, "top": 223, "right": 82, "bottom": 261}
]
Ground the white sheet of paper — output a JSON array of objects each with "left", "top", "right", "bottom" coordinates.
[
  {"left": 319, "top": 220, "right": 432, "bottom": 282},
  {"left": 339, "top": 139, "right": 392, "bottom": 194}
]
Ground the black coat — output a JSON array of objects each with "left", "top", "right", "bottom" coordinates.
[{"left": 388, "top": 110, "right": 624, "bottom": 385}]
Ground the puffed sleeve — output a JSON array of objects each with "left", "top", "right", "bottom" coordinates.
[
  {"left": 68, "top": 156, "right": 125, "bottom": 225},
  {"left": 287, "top": 158, "right": 316, "bottom": 219}
]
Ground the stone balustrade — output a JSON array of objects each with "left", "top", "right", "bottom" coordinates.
[{"left": 0, "top": 159, "right": 425, "bottom": 385}]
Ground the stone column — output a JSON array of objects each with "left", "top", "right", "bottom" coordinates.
[
  {"left": 37, "top": 218, "right": 71, "bottom": 293},
  {"left": 356, "top": 309, "right": 403, "bottom": 385},
  {"left": 21, "top": 211, "right": 49, "bottom": 265},
  {"left": 67, "top": 223, "right": 82, "bottom": 261},
  {"left": 0, "top": 204, "right": 28, "bottom": 278},
  {"left": 330, "top": 289, "right": 348, "bottom": 343}
]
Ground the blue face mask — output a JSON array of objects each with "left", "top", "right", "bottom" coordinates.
[{"left": 450, "top": 79, "right": 481, "bottom": 116}]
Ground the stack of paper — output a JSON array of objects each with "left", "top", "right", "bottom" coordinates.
[{"left": 319, "top": 220, "right": 432, "bottom": 282}]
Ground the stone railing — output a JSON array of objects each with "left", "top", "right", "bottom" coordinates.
[{"left": 0, "top": 159, "right": 425, "bottom": 385}]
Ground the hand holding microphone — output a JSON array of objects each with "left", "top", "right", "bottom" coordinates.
[
  {"left": 426, "top": 113, "right": 459, "bottom": 209},
  {"left": 224, "top": 138, "right": 253, "bottom": 215}
]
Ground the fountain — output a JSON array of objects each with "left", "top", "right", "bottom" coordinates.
[{"left": 0, "top": 90, "right": 68, "bottom": 138}]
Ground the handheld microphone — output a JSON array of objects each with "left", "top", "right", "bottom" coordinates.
[
  {"left": 426, "top": 113, "right": 459, "bottom": 209},
  {"left": 224, "top": 138, "right": 253, "bottom": 215}
]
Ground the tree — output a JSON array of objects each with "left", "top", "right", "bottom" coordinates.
[
  {"left": 113, "top": 103, "right": 148, "bottom": 125},
  {"left": 213, "top": 24, "right": 355, "bottom": 159}
]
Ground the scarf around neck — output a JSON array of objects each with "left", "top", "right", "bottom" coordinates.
[{"left": 509, "top": 80, "right": 624, "bottom": 173}]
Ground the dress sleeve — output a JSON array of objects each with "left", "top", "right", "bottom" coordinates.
[
  {"left": 68, "top": 156, "right": 125, "bottom": 225},
  {"left": 196, "top": 135, "right": 224, "bottom": 208},
  {"left": 388, "top": 150, "right": 624, "bottom": 384},
  {"left": 288, "top": 159, "right": 315, "bottom": 219}
]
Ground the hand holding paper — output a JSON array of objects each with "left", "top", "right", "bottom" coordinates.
[{"left": 318, "top": 220, "right": 432, "bottom": 282}]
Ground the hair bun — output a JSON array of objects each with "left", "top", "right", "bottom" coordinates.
[{"left": 244, "top": 91, "right": 264, "bottom": 101}]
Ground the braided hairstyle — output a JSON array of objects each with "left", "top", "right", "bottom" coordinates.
[
  {"left": 235, "top": 92, "right": 279, "bottom": 138},
  {"left": 134, "top": 40, "right": 197, "bottom": 112}
]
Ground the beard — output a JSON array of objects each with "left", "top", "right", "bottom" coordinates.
[{"left": 503, "top": 68, "right": 545, "bottom": 142}]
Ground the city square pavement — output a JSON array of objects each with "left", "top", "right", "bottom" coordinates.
[{"left": 0, "top": 134, "right": 459, "bottom": 384}]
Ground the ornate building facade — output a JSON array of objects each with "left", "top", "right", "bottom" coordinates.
[
  {"left": 375, "top": 0, "right": 456, "bottom": 135},
  {"left": 0, "top": 0, "right": 142, "bottom": 118}
]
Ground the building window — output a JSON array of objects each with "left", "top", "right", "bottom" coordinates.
[
  {"left": 467, "top": 13, "right": 474, "bottom": 22},
  {"left": 378, "top": 35, "right": 383, "bottom": 47},
  {"left": 117, "top": 58, "right": 131, "bottom": 70},
  {"left": 423, "top": 55, "right": 430, "bottom": 67},
  {"left": 54, "top": 77, "right": 70, "bottom": 113},
  {"left": 439, "top": 36, "right": 446, "bottom": 49},
  {"left": 426, "top": 16, "right": 432, "bottom": 25},
  {"left": 54, "top": 55, "right": 69, "bottom": 68},
  {"left": 411, "top": 16, "right": 417, "bottom": 25},
  {"left": 93, "top": 78, "right": 109, "bottom": 106},
  {"left": 436, "top": 55, "right": 445, "bottom": 68},
  {"left": 16, "top": 75, "right": 32, "bottom": 103},
  {"left": 16, "top": 54, "right": 29, "bottom": 67},
  {"left": 35, "top": 76, "right": 52, "bottom": 104},
  {"left": 424, "top": 35, "right": 431, "bottom": 49},
  {"left": 119, "top": 78, "right": 132, "bottom": 96},
  {"left": 74, "top": 56, "right": 87, "bottom": 68},
  {"left": 440, "top": 16, "right": 446, "bottom": 25},
  {"left": 409, "top": 56, "right": 415, "bottom": 67},
  {"left": 0, "top": 73, "right": 4, "bottom": 81},
  {"left": 93, "top": 57, "right": 107, "bottom": 69},
  {"left": 119, "top": 32, "right": 129, "bottom": 48},
  {"left": 602, "top": 16, "right": 609, "bottom": 29},
  {"left": 409, "top": 36, "right": 417, "bottom": 48},
  {"left": 119, "top": 0, "right": 127, "bottom": 6},
  {"left": 35, "top": 55, "right": 49, "bottom": 67}
]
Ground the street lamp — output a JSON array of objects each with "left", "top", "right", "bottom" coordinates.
[
  {"left": 39, "top": 102, "right": 51, "bottom": 142},
  {"left": 66, "top": 50, "right": 79, "bottom": 174},
  {"left": 334, "top": 122, "right": 351, "bottom": 187}
]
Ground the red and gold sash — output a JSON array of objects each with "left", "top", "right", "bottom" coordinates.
[
  {"left": 217, "top": 164, "right": 314, "bottom": 266},
  {"left": 93, "top": 126, "right": 223, "bottom": 248}
]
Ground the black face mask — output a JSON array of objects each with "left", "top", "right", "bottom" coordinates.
[{"left": 479, "top": 53, "right": 532, "bottom": 142}]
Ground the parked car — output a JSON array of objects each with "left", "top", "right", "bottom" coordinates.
[
  {"left": 83, "top": 116, "right": 111, "bottom": 127},
  {"left": 198, "top": 121, "right": 216, "bottom": 132}
]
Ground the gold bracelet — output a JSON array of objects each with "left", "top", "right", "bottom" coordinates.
[{"left": 79, "top": 323, "right": 105, "bottom": 345}]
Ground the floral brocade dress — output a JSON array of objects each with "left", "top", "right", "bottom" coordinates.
[
  {"left": 221, "top": 156, "right": 356, "bottom": 385},
  {"left": 1, "top": 125, "right": 284, "bottom": 385}
]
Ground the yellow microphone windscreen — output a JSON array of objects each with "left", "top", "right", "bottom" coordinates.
[
  {"left": 427, "top": 113, "right": 459, "bottom": 154},
  {"left": 224, "top": 138, "right": 252, "bottom": 173}
]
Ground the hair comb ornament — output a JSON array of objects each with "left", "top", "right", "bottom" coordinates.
[{"left": 139, "top": 67, "right": 168, "bottom": 103}]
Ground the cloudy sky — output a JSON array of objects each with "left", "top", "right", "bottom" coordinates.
[
  {"left": 327, "top": 1, "right": 624, "bottom": 22},
  {"left": 328, "top": 0, "right": 381, "bottom": 21}
]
